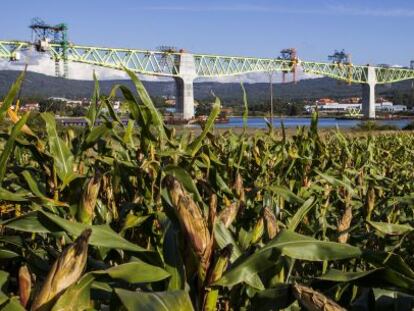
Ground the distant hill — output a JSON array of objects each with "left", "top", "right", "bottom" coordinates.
[{"left": 0, "top": 70, "right": 412, "bottom": 103}]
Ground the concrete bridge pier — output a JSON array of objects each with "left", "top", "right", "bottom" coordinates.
[
  {"left": 361, "top": 66, "right": 377, "bottom": 119},
  {"left": 176, "top": 52, "right": 197, "bottom": 120}
]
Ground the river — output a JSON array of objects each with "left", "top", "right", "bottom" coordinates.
[{"left": 214, "top": 117, "right": 414, "bottom": 129}]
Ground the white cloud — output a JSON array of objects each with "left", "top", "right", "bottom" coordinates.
[
  {"left": 142, "top": 3, "right": 414, "bottom": 17},
  {"left": 327, "top": 4, "right": 414, "bottom": 17},
  {"left": 0, "top": 51, "right": 172, "bottom": 81},
  {"left": 197, "top": 68, "right": 319, "bottom": 83}
]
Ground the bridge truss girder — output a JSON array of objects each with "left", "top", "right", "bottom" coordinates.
[
  {"left": 49, "top": 44, "right": 181, "bottom": 77},
  {"left": 375, "top": 67, "right": 414, "bottom": 84},
  {"left": 300, "top": 61, "right": 368, "bottom": 84},
  {"left": 194, "top": 54, "right": 294, "bottom": 77},
  {"left": 0, "top": 41, "right": 30, "bottom": 60},
  {"left": 2, "top": 40, "right": 414, "bottom": 85}
]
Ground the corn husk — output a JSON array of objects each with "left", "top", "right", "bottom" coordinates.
[
  {"left": 164, "top": 176, "right": 211, "bottom": 280},
  {"left": 233, "top": 173, "right": 245, "bottom": 202},
  {"left": 208, "top": 245, "right": 232, "bottom": 284},
  {"left": 218, "top": 202, "right": 239, "bottom": 228},
  {"left": 251, "top": 217, "right": 264, "bottom": 244},
  {"left": 204, "top": 245, "right": 233, "bottom": 311},
  {"left": 293, "top": 283, "right": 346, "bottom": 311},
  {"left": 31, "top": 229, "right": 91, "bottom": 311},
  {"left": 264, "top": 207, "right": 278, "bottom": 239},
  {"left": 367, "top": 187, "right": 375, "bottom": 220},
  {"left": 337, "top": 206, "right": 352, "bottom": 244},
  {"left": 77, "top": 174, "right": 101, "bottom": 224},
  {"left": 18, "top": 265, "right": 31, "bottom": 308},
  {"left": 208, "top": 193, "right": 217, "bottom": 231},
  {"left": 102, "top": 175, "right": 118, "bottom": 220}
]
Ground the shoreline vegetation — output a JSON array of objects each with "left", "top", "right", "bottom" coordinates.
[{"left": 0, "top": 70, "right": 414, "bottom": 310}]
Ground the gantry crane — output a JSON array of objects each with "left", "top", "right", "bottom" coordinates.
[
  {"left": 279, "top": 48, "right": 298, "bottom": 83},
  {"left": 328, "top": 49, "right": 352, "bottom": 65},
  {"left": 328, "top": 49, "right": 352, "bottom": 84},
  {"left": 29, "top": 17, "right": 69, "bottom": 78}
]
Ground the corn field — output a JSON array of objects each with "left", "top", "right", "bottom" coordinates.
[{"left": 1, "top": 70, "right": 414, "bottom": 310}]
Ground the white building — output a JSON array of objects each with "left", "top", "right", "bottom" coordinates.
[{"left": 305, "top": 101, "right": 406, "bottom": 113}]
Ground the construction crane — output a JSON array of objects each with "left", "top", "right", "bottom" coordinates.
[
  {"left": 156, "top": 46, "right": 178, "bottom": 53},
  {"left": 29, "top": 17, "right": 68, "bottom": 78},
  {"left": 328, "top": 49, "right": 351, "bottom": 65},
  {"left": 279, "top": 48, "right": 298, "bottom": 83},
  {"left": 329, "top": 49, "right": 352, "bottom": 84},
  {"left": 156, "top": 45, "right": 180, "bottom": 74}
]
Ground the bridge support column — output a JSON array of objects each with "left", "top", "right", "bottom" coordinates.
[
  {"left": 362, "top": 66, "right": 377, "bottom": 119},
  {"left": 176, "top": 52, "right": 197, "bottom": 120}
]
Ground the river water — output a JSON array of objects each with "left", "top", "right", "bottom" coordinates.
[{"left": 214, "top": 117, "right": 414, "bottom": 129}]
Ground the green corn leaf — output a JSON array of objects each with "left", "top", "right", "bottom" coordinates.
[
  {"left": 267, "top": 185, "right": 305, "bottom": 204},
  {"left": 0, "top": 69, "right": 26, "bottom": 123},
  {"left": 319, "top": 268, "right": 380, "bottom": 282},
  {"left": 51, "top": 274, "right": 94, "bottom": 311},
  {"left": 85, "top": 71, "right": 100, "bottom": 128},
  {"left": 187, "top": 98, "right": 221, "bottom": 157},
  {"left": 2, "top": 211, "right": 148, "bottom": 253},
  {"left": 124, "top": 68, "right": 166, "bottom": 140},
  {"left": 103, "top": 98, "right": 124, "bottom": 129},
  {"left": 0, "top": 249, "right": 19, "bottom": 259},
  {"left": 214, "top": 221, "right": 265, "bottom": 290},
  {"left": 251, "top": 284, "right": 295, "bottom": 311},
  {"left": 41, "top": 113, "right": 77, "bottom": 187},
  {"left": 319, "top": 268, "right": 414, "bottom": 293},
  {"left": 0, "top": 296, "right": 25, "bottom": 311},
  {"left": 0, "top": 112, "right": 30, "bottom": 185},
  {"left": 367, "top": 220, "right": 414, "bottom": 235},
  {"left": 120, "top": 214, "right": 151, "bottom": 234},
  {"left": 115, "top": 288, "right": 194, "bottom": 311},
  {"left": 363, "top": 251, "right": 414, "bottom": 279},
  {"left": 0, "top": 187, "right": 29, "bottom": 202},
  {"left": 84, "top": 123, "right": 111, "bottom": 146},
  {"left": 215, "top": 230, "right": 361, "bottom": 288},
  {"left": 162, "top": 217, "right": 186, "bottom": 290},
  {"left": 262, "top": 230, "right": 362, "bottom": 261},
  {"left": 93, "top": 260, "right": 170, "bottom": 283},
  {"left": 21, "top": 170, "right": 68, "bottom": 207},
  {"left": 288, "top": 197, "right": 316, "bottom": 231},
  {"left": 123, "top": 119, "right": 135, "bottom": 147},
  {"left": 316, "top": 170, "right": 354, "bottom": 195}
]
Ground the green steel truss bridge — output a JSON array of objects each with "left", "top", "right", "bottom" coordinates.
[{"left": 1, "top": 40, "right": 414, "bottom": 119}]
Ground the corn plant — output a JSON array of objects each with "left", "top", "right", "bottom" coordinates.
[{"left": 0, "top": 69, "right": 414, "bottom": 310}]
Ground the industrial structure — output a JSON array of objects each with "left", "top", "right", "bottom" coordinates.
[
  {"left": 29, "top": 18, "right": 68, "bottom": 78},
  {"left": 279, "top": 48, "right": 298, "bottom": 83},
  {"left": 2, "top": 20, "right": 414, "bottom": 119}
]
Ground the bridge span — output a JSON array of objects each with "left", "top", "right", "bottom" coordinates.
[{"left": 2, "top": 40, "right": 414, "bottom": 119}]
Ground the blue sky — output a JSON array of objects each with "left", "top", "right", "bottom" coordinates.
[{"left": 1, "top": 0, "right": 413, "bottom": 77}]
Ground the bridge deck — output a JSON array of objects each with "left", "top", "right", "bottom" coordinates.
[{"left": 1, "top": 40, "right": 414, "bottom": 84}]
